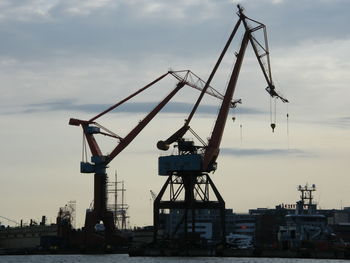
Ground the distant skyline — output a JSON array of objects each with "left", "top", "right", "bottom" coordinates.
[{"left": 0, "top": 0, "right": 349, "bottom": 227}]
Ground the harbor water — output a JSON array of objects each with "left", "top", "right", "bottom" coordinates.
[{"left": 0, "top": 254, "right": 349, "bottom": 263}]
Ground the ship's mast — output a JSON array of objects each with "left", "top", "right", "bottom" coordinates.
[
  {"left": 297, "top": 184, "right": 316, "bottom": 214},
  {"left": 108, "top": 172, "right": 129, "bottom": 230}
]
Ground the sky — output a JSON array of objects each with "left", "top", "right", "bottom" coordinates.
[{"left": 0, "top": 0, "right": 349, "bottom": 228}]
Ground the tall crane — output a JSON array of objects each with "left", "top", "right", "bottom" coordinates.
[
  {"left": 69, "top": 70, "right": 236, "bottom": 245},
  {"left": 153, "top": 5, "right": 288, "bottom": 243}
]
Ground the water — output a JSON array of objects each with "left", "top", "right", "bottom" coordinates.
[{"left": 0, "top": 254, "right": 348, "bottom": 263}]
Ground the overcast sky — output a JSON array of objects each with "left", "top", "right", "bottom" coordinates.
[{"left": 0, "top": 0, "right": 349, "bottom": 228}]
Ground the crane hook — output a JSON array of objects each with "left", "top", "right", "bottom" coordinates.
[{"left": 270, "top": 123, "right": 276, "bottom": 133}]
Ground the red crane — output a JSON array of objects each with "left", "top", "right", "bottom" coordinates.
[
  {"left": 69, "top": 70, "right": 235, "bottom": 244},
  {"left": 153, "top": 5, "right": 288, "bottom": 243}
]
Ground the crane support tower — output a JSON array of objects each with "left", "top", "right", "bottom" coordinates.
[{"left": 153, "top": 5, "right": 288, "bottom": 243}]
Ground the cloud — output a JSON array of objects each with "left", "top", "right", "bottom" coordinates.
[
  {"left": 2, "top": 0, "right": 349, "bottom": 62},
  {"left": 328, "top": 117, "right": 350, "bottom": 129},
  {"left": 60, "top": 0, "right": 114, "bottom": 16},
  {"left": 0, "top": 0, "right": 225, "bottom": 22},
  {"left": 13, "top": 100, "right": 264, "bottom": 116},
  {"left": 1, "top": 0, "right": 348, "bottom": 125},
  {"left": 0, "top": 0, "right": 54, "bottom": 22},
  {"left": 221, "top": 148, "right": 312, "bottom": 157},
  {"left": 263, "top": 0, "right": 350, "bottom": 45},
  {"left": 0, "top": 0, "right": 116, "bottom": 21}
]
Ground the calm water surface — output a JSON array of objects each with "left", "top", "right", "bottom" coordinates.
[{"left": 0, "top": 254, "right": 348, "bottom": 263}]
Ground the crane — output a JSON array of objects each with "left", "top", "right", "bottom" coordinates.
[
  {"left": 153, "top": 5, "right": 288, "bottom": 243},
  {"left": 69, "top": 70, "right": 236, "bottom": 244}
]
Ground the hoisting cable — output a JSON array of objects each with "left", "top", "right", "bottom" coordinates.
[
  {"left": 270, "top": 96, "right": 277, "bottom": 132},
  {"left": 231, "top": 105, "right": 237, "bottom": 124},
  {"left": 274, "top": 96, "right": 277, "bottom": 126},
  {"left": 269, "top": 97, "right": 273, "bottom": 131},
  {"left": 274, "top": 97, "right": 277, "bottom": 123},
  {"left": 286, "top": 104, "right": 290, "bottom": 149},
  {"left": 240, "top": 124, "right": 243, "bottom": 144}
]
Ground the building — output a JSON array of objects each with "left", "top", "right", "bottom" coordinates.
[{"left": 159, "top": 208, "right": 236, "bottom": 242}]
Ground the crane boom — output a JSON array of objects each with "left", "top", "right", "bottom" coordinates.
[
  {"left": 157, "top": 5, "right": 288, "bottom": 171},
  {"left": 202, "top": 32, "right": 250, "bottom": 170},
  {"left": 202, "top": 7, "right": 288, "bottom": 169},
  {"left": 106, "top": 81, "right": 185, "bottom": 163},
  {"left": 241, "top": 13, "right": 288, "bottom": 103},
  {"left": 156, "top": 18, "right": 243, "bottom": 150}
]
